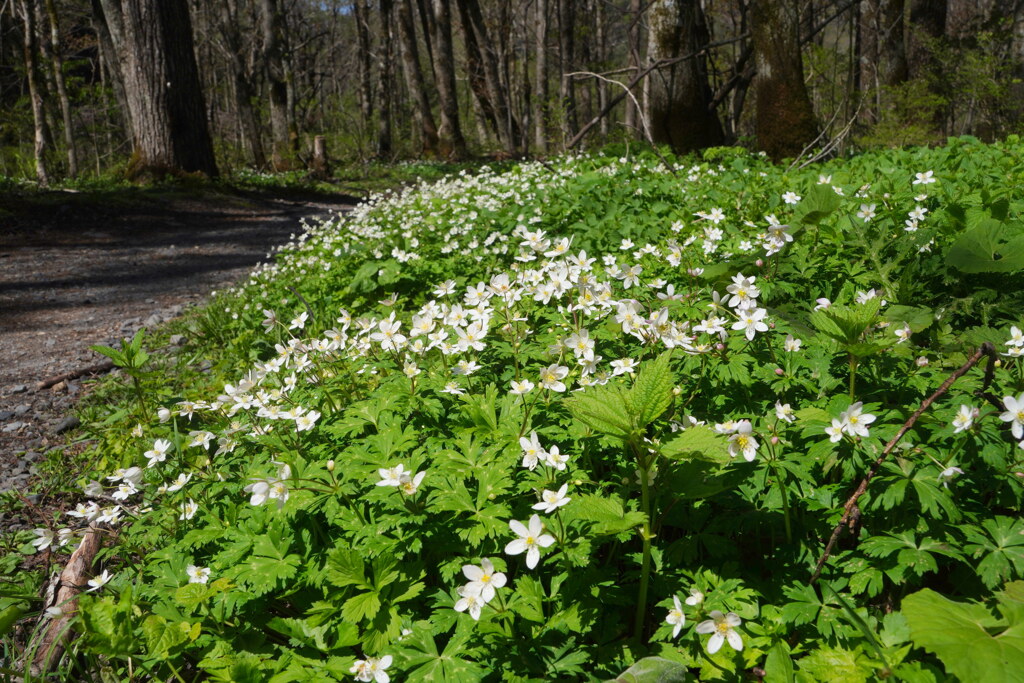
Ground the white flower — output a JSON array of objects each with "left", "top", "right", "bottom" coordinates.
[
  {"left": 350, "top": 655, "right": 392, "bottom": 683},
  {"left": 825, "top": 419, "right": 844, "bottom": 442},
  {"left": 454, "top": 587, "right": 485, "bottom": 620},
  {"left": 685, "top": 588, "right": 704, "bottom": 606},
  {"left": 695, "top": 610, "right": 743, "bottom": 654},
  {"left": 295, "top": 410, "right": 320, "bottom": 432},
  {"left": 938, "top": 466, "right": 964, "bottom": 488},
  {"left": 952, "top": 405, "right": 974, "bottom": 433},
  {"left": 510, "top": 379, "right": 534, "bottom": 395},
  {"left": 732, "top": 307, "right": 768, "bottom": 341},
  {"left": 784, "top": 335, "right": 802, "bottom": 352},
  {"left": 813, "top": 298, "right": 831, "bottom": 311},
  {"left": 1007, "top": 326, "right": 1024, "bottom": 347},
  {"left": 782, "top": 191, "right": 801, "bottom": 205},
  {"left": 913, "top": 170, "right": 936, "bottom": 185},
  {"left": 87, "top": 569, "right": 113, "bottom": 592},
  {"left": 543, "top": 445, "right": 569, "bottom": 470},
  {"left": 775, "top": 402, "right": 795, "bottom": 424},
  {"left": 144, "top": 438, "right": 172, "bottom": 468},
  {"left": 840, "top": 402, "right": 876, "bottom": 438},
  {"left": 186, "top": 565, "right": 211, "bottom": 584},
  {"left": 377, "top": 464, "right": 406, "bottom": 487},
  {"left": 505, "top": 514, "right": 556, "bottom": 569},
  {"left": 610, "top": 358, "right": 638, "bottom": 376},
  {"left": 666, "top": 595, "right": 685, "bottom": 638},
  {"left": 179, "top": 499, "right": 198, "bottom": 521},
  {"left": 999, "top": 394, "right": 1024, "bottom": 439},
  {"left": 538, "top": 364, "right": 569, "bottom": 392},
  {"left": 461, "top": 558, "right": 507, "bottom": 603},
  {"left": 31, "top": 528, "right": 55, "bottom": 551},
  {"left": 399, "top": 471, "right": 426, "bottom": 496},
  {"left": 894, "top": 325, "right": 912, "bottom": 344},
  {"left": 532, "top": 484, "right": 571, "bottom": 514},
  {"left": 520, "top": 432, "right": 546, "bottom": 470},
  {"left": 857, "top": 204, "right": 877, "bottom": 222},
  {"left": 727, "top": 420, "right": 759, "bottom": 461}
]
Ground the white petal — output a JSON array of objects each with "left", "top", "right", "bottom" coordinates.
[
  {"left": 505, "top": 539, "right": 527, "bottom": 555},
  {"left": 726, "top": 629, "right": 743, "bottom": 651},
  {"left": 707, "top": 633, "right": 724, "bottom": 654}
]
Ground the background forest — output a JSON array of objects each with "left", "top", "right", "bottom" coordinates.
[{"left": 0, "top": 0, "right": 1023, "bottom": 183}]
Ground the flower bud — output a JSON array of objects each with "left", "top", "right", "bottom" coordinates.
[
  {"left": 915, "top": 356, "right": 929, "bottom": 367},
  {"left": 775, "top": 368, "right": 784, "bottom": 376},
  {"left": 756, "top": 259, "right": 765, "bottom": 267},
  {"left": 672, "top": 386, "right": 682, "bottom": 396},
  {"left": 715, "top": 343, "right": 726, "bottom": 351},
  {"left": 327, "top": 460, "right": 335, "bottom": 472},
  {"left": 771, "top": 436, "right": 780, "bottom": 445}
]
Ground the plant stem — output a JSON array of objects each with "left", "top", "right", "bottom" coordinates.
[
  {"left": 632, "top": 441, "right": 653, "bottom": 642},
  {"left": 847, "top": 353, "right": 857, "bottom": 399}
]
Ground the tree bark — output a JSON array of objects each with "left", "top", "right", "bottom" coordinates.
[
  {"left": 262, "top": 0, "right": 296, "bottom": 170},
  {"left": 533, "top": 0, "right": 548, "bottom": 152},
  {"left": 397, "top": 0, "right": 439, "bottom": 155},
  {"left": 353, "top": 0, "right": 374, "bottom": 127},
  {"left": 377, "top": 0, "right": 394, "bottom": 157},
  {"left": 429, "top": 0, "right": 466, "bottom": 158},
  {"left": 455, "top": 0, "right": 515, "bottom": 153},
  {"left": 557, "top": 0, "right": 577, "bottom": 143},
  {"left": 100, "top": 0, "right": 218, "bottom": 179},
  {"left": 43, "top": 0, "right": 77, "bottom": 177},
  {"left": 646, "top": 0, "right": 724, "bottom": 153},
  {"left": 751, "top": 0, "right": 818, "bottom": 160},
  {"left": 624, "top": 0, "right": 642, "bottom": 136},
  {"left": 217, "top": 0, "right": 266, "bottom": 168},
  {"left": 19, "top": 0, "right": 50, "bottom": 185}
]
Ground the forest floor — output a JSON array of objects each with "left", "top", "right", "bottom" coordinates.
[{"left": 0, "top": 188, "right": 356, "bottom": 527}]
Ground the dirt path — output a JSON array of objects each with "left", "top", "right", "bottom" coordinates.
[{"left": 0, "top": 191, "right": 354, "bottom": 502}]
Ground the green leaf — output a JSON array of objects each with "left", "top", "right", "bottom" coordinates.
[
  {"left": 795, "top": 646, "right": 876, "bottom": 683},
  {"left": 793, "top": 185, "right": 842, "bottom": 225},
  {"left": 566, "top": 383, "right": 633, "bottom": 438},
  {"left": 341, "top": 590, "right": 381, "bottom": 623},
  {"left": 660, "top": 426, "right": 731, "bottom": 464},
  {"left": 567, "top": 493, "right": 645, "bottom": 536},
  {"left": 764, "top": 642, "right": 795, "bottom": 683},
  {"left": 607, "top": 656, "right": 688, "bottom": 682},
  {"left": 326, "top": 546, "right": 369, "bottom": 589},
  {"left": 630, "top": 351, "right": 674, "bottom": 428},
  {"left": 903, "top": 585, "right": 1024, "bottom": 682},
  {"left": 141, "top": 615, "right": 189, "bottom": 660},
  {"left": 882, "top": 305, "right": 934, "bottom": 333},
  {"left": 946, "top": 218, "right": 1024, "bottom": 273}
]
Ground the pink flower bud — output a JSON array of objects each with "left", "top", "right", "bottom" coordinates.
[
  {"left": 771, "top": 436, "right": 780, "bottom": 445},
  {"left": 775, "top": 367, "right": 784, "bottom": 376},
  {"left": 715, "top": 343, "right": 725, "bottom": 351},
  {"left": 756, "top": 259, "right": 765, "bottom": 267}
]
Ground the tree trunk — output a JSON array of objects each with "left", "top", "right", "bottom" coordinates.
[
  {"left": 43, "top": 0, "right": 77, "bottom": 177},
  {"left": 377, "top": 0, "right": 394, "bottom": 157},
  {"left": 91, "top": 0, "right": 132, "bottom": 136},
  {"left": 218, "top": 0, "right": 265, "bottom": 168},
  {"left": 262, "top": 0, "right": 296, "bottom": 170},
  {"left": 557, "top": 0, "right": 576, "bottom": 143},
  {"left": 353, "top": 0, "right": 374, "bottom": 127},
  {"left": 624, "top": 0, "right": 642, "bottom": 136},
  {"left": 908, "top": 0, "right": 947, "bottom": 132},
  {"left": 397, "top": 0, "right": 439, "bottom": 155},
  {"left": 18, "top": 0, "right": 50, "bottom": 185},
  {"left": 533, "top": 0, "right": 548, "bottom": 152},
  {"left": 646, "top": 0, "right": 724, "bottom": 153},
  {"left": 108, "top": 0, "right": 218, "bottom": 179},
  {"left": 751, "top": 0, "right": 817, "bottom": 160},
  {"left": 455, "top": 0, "right": 515, "bottom": 153},
  {"left": 879, "top": 0, "right": 908, "bottom": 87},
  {"left": 429, "top": 0, "right": 466, "bottom": 158}
]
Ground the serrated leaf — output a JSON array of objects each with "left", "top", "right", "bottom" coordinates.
[
  {"left": 793, "top": 185, "right": 842, "bottom": 225},
  {"left": 567, "top": 493, "right": 645, "bottom": 536},
  {"left": 326, "top": 546, "right": 369, "bottom": 589},
  {"left": 566, "top": 384, "right": 632, "bottom": 438},
  {"left": 660, "top": 426, "right": 731, "bottom": 464},
  {"left": 142, "top": 615, "right": 189, "bottom": 660},
  {"left": 608, "top": 656, "right": 687, "bottom": 682},
  {"left": 341, "top": 590, "right": 381, "bottom": 623},
  {"left": 904, "top": 586, "right": 1024, "bottom": 682},
  {"left": 946, "top": 218, "right": 1024, "bottom": 273},
  {"left": 631, "top": 351, "right": 674, "bottom": 428}
]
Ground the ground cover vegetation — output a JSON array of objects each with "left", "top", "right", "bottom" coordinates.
[{"left": 5, "top": 136, "right": 1024, "bottom": 681}]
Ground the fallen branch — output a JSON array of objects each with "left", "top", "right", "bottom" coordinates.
[
  {"left": 35, "top": 359, "right": 115, "bottom": 392},
  {"left": 809, "top": 343, "right": 998, "bottom": 583},
  {"left": 29, "top": 524, "right": 105, "bottom": 676}
]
